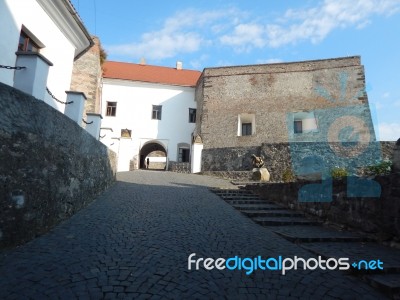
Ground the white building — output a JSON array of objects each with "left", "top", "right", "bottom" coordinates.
[
  {"left": 0, "top": 0, "right": 93, "bottom": 112},
  {"left": 101, "top": 61, "right": 202, "bottom": 172}
]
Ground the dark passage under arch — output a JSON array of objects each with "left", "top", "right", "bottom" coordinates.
[{"left": 139, "top": 142, "right": 167, "bottom": 170}]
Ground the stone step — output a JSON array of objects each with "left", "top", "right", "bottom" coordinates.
[
  {"left": 210, "top": 188, "right": 253, "bottom": 194},
  {"left": 232, "top": 204, "right": 283, "bottom": 211},
  {"left": 241, "top": 210, "right": 304, "bottom": 218},
  {"left": 216, "top": 194, "right": 258, "bottom": 199},
  {"left": 220, "top": 196, "right": 261, "bottom": 200},
  {"left": 253, "top": 217, "right": 321, "bottom": 226},
  {"left": 224, "top": 199, "right": 274, "bottom": 205},
  {"left": 364, "top": 274, "right": 400, "bottom": 299},
  {"left": 300, "top": 242, "right": 400, "bottom": 274},
  {"left": 272, "top": 225, "right": 366, "bottom": 243}
]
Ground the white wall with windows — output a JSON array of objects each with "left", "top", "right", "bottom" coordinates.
[
  {"left": 101, "top": 79, "right": 197, "bottom": 172},
  {"left": 0, "top": 0, "right": 92, "bottom": 112}
]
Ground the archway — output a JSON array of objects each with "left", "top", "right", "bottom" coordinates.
[{"left": 139, "top": 141, "right": 167, "bottom": 170}]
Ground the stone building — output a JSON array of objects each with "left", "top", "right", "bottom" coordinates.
[
  {"left": 70, "top": 36, "right": 103, "bottom": 117},
  {"left": 194, "top": 56, "right": 372, "bottom": 148},
  {"left": 193, "top": 56, "right": 378, "bottom": 176},
  {"left": 97, "top": 56, "right": 380, "bottom": 176}
]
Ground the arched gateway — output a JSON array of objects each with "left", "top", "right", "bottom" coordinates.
[{"left": 139, "top": 141, "right": 167, "bottom": 170}]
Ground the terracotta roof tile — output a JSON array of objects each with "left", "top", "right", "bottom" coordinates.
[{"left": 103, "top": 61, "right": 202, "bottom": 87}]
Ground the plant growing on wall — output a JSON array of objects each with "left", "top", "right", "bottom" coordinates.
[
  {"left": 282, "top": 168, "right": 295, "bottom": 182},
  {"left": 330, "top": 167, "right": 348, "bottom": 179},
  {"left": 366, "top": 160, "right": 392, "bottom": 176},
  {"left": 99, "top": 44, "right": 107, "bottom": 66}
]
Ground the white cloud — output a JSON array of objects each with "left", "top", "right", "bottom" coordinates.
[
  {"left": 220, "top": 23, "right": 266, "bottom": 52},
  {"left": 394, "top": 100, "right": 400, "bottom": 107},
  {"left": 220, "top": 0, "right": 400, "bottom": 49},
  {"left": 378, "top": 122, "right": 400, "bottom": 141},
  {"left": 190, "top": 54, "right": 209, "bottom": 70},
  {"left": 383, "top": 92, "right": 390, "bottom": 98},
  {"left": 257, "top": 58, "right": 284, "bottom": 64},
  {"left": 107, "top": 8, "right": 244, "bottom": 61},
  {"left": 107, "top": 0, "right": 400, "bottom": 61}
]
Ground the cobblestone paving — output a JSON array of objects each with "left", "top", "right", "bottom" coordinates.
[{"left": 0, "top": 171, "right": 387, "bottom": 299}]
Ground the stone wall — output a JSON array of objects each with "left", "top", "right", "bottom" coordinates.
[
  {"left": 196, "top": 56, "right": 372, "bottom": 149},
  {"left": 202, "top": 142, "right": 396, "bottom": 182},
  {"left": 168, "top": 162, "right": 190, "bottom": 173},
  {"left": 202, "top": 146, "right": 260, "bottom": 171},
  {"left": 200, "top": 171, "right": 252, "bottom": 181},
  {"left": 70, "top": 36, "right": 103, "bottom": 116},
  {"left": 249, "top": 173, "right": 400, "bottom": 241},
  {"left": 0, "top": 83, "right": 116, "bottom": 249},
  {"left": 393, "top": 139, "right": 400, "bottom": 172}
]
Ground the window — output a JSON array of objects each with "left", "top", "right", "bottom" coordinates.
[
  {"left": 152, "top": 105, "right": 162, "bottom": 120},
  {"left": 242, "top": 123, "right": 252, "bottom": 136},
  {"left": 291, "top": 111, "right": 318, "bottom": 134},
  {"left": 106, "top": 101, "right": 117, "bottom": 116},
  {"left": 189, "top": 108, "right": 196, "bottom": 123},
  {"left": 121, "top": 129, "right": 131, "bottom": 138},
  {"left": 178, "top": 148, "right": 190, "bottom": 163},
  {"left": 238, "top": 113, "right": 255, "bottom": 136},
  {"left": 18, "top": 31, "right": 40, "bottom": 53},
  {"left": 294, "top": 120, "right": 303, "bottom": 133}
]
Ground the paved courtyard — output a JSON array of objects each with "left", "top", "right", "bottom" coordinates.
[{"left": 0, "top": 171, "right": 387, "bottom": 299}]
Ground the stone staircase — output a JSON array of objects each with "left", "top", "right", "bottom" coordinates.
[
  {"left": 210, "top": 188, "right": 400, "bottom": 299},
  {"left": 211, "top": 188, "right": 321, "bottom": 226}
]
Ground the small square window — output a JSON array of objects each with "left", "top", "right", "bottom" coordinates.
[
  {"left": 152, "top": 105, "right": 162, "bottom": 120},
  {"left": 294, "top": 120, "right": 303, "bottom": 134},
  {"left": 189, "top": 108, "right": 196, "bottom": 123},
  {"left": 238, "top": 114, "right": 255, "bottom": 136},
  {"left": 106, "top": 101, "right": 117, "bottom": 116},
  {"left": 242, "top": 123, "right": 252, "bottom": 136}
]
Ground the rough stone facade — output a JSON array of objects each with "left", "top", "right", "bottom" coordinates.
[
  {"left": 168, "top": 162, "right": 190, "bottom": 173},
  {"left": 202, "top": 142, "right": 396, "bottom": 182},
  {"left": 0, "top": 83, "right": 116, "bottom": 249},
  {"left": 393, "top": 139, "right": 400, "bottom": 172},
  {"left": 194, "top": 56, "right": 374, "bottom": 150},
  {"left": 70, "top": 36, "right": 103, "bottom": 117},
  {"left": 250, "top": 173, "right": 400, "bottom": 241}
]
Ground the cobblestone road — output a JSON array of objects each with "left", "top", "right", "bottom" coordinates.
[{"left": 0, "top": 171, "right": 387, "bottom": 299}]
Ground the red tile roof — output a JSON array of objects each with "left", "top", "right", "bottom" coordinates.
[{"left": 103, "top": 61, "right": 202, "bottom": 87}]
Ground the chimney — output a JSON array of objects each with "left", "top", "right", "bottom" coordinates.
[
  {"left": 139, "top": 57, "right": 146, "bottom": 65},
  {"left": 176, "top": 61, "right": 182, "bottom": 70}
]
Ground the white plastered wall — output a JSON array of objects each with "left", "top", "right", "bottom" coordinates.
[
  {"left": 0, "top": 0, "right": 76, "bottom": 112},
  {"left": 101, "top": 79, "right": 196, "bottom": 172}
]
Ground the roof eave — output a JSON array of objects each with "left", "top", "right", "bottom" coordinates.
[
  {"left": 36, "top": 0, "right": 94, "bottom": 59},
  {"left": 103, "top": 77, "right": 197, "bottom": 88}
]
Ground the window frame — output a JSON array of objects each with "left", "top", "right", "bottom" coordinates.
[
  {"left": 106, "top": 101, "right": 117, "bottom": 117},
  {"left": 18, "top": 30, "right": 41, "bottom": 53},
  {"left": 189, "top": 108, "right": 196, "bottom": 123},
  {"left": 178, "top": 148, "right": 190, "bottom": 163},
  {"left": 241, "top": 123, "right": 252, "bottom": 136},
  {"left": 238, "top": 113, "right": 255, "bottom": 136},
  {"left": 294, "top": 120, "right": 303, "bottom": 134},
  {"left": 152, "top": 105, "right": 162, "bottom": 120}
]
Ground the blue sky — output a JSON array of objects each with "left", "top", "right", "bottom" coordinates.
[{"left": 71, "top": 0, "right": 400, "bottom": 141}]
